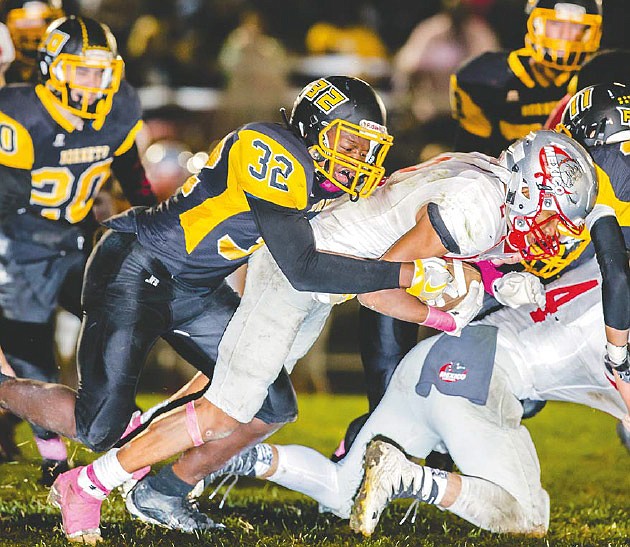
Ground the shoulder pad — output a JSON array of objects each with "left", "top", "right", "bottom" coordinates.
[
  {"left": 231, "top": 123, "right": 314, "bottom": 210},
  {"left": 108, "top": 80, "right": 142, "bottom": 128},
  {"left": 455, "top": 51, "right": 512, "bottom": 89},
  {"left": 0, "top": 88, "right": 35, "bottom": 169}
]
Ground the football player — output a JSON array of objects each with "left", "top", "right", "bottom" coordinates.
[
  {"left": 58, "top": 130, "right": 597, "bottom": 538},
  {"left": 357, "top": 0, "right": 605, "bottom": 463},
  {"left": 201, "top": 257, "right": 626, "bottom": 538},
  {"left": 450, "top": 0, "right": 603, "bottom": 155},
  {"left": 0, "top": 15, "right": 157, "bottom": 484},
  {"left": 557, "top": 82, "right": 630, "bottom": 419},
  {"left": 2, "top": 0, "right": 64, "bottom": 83},
  {"left": 0, "top": 73, "right": 439, "bottom": 542}
]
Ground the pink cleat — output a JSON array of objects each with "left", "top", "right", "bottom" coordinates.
[{"left": 48, "top": 466, "right": 103, "bottom": 544}]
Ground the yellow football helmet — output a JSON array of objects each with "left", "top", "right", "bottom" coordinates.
[
  {"left": 289, "top": 76, "right": 393, "bottom": 200},
  {"left": 525, "top": 0, "right": 602, "bottom": 71},
  {"left": 521, "top": 224, "right": 591, "bottom": 279},
  {"left": 37, "top": 16, "right": 124, "bottom": 129},
  {"left": 4, "top": 0, "right": 63, "bottom": 67}
]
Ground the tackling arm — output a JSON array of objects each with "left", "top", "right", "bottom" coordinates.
[
  {"left": 358, "top": 209, "right": 484, "bottom": 334},
  {"left": 247, "top": 195, "right": 413, "bottom": 294}
]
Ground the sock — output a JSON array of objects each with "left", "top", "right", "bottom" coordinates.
[
  {"left": 34, "top": 436, "right": 67, "bottom": 461},
  {"left": 203, "top": 442, "right": 273, "bottom": 489},
  {"left": 253, "top": 443, "right": 274, "bottom": 477},
  {"left": 421, "top": 467, "right": 449, "bottom": 505},
  {"left": 88, "top": 448, "right": 133, "bottom": 494},
  {"left": 267, "top": 444, "right": 341, "bottom": 514},
  {"left": 148, "top": 464, "right": 195, "bottom": 497}
]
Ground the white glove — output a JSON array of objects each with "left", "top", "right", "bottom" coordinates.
[
  {"left": 493, "top": 272, "right": 546, "bottom": 309},
  {"left": 445, "top": 280, "right": 484, "bottom": 337},
  {"left": 407, "top": 257, "right": 453, "bottom": 303},
  {"left": 312, "top": 292, "right": 356, "bottom": 305}
]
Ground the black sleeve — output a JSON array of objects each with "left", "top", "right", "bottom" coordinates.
[
  {"left": 0, "top": 164, "right": 31, "bottom": 224},
  {"left": 111, "top": 142, "right": 158, "bottom": 207},
  {"left": 591, "top": 215, "right": 630, "bottom": 330},
  {"left": 247, "top": 195, "right": 403, "bottom": 294}
]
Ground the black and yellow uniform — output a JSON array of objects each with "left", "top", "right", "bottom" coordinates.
[
  {"left": 585, "top": 144, "right": 630, "bottom": 330},
  {"left": 0, "top": 80, "right": 149, "bottom": 322},
  {"left": 0, "top": 80, "right": 155, "bottom": 450},
  {"left": 450, "top": 49, "right": 576, "bottom": 156},
  {"left": 73, "top": 121, "right": 404, "bottom": 451}
]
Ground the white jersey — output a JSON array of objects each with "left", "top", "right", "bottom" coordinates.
[
  {"left": 480, "top": 258, "right": 626, "bottom": 419},
  {"left": 310, "top": 152, "right": 510, "bottom": 260}
]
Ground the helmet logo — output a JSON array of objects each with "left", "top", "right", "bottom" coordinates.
[
  {"left": 41, "top": 29, "right": 70, "bottom": 56},
  {"left": 537, "top": 145, "right": 579, "bottom": 194},
  {"left": 617, "top": 106, "right": 630, "bottom": 127},
  {"left": 301, "top": 78, "right": 349, "bottom": 115},
  {"left": 359, "top": 119, "right": 387, "bottom": 134},
  {"left": 568, "top": 86, "right": 592, "bottom": 119}
]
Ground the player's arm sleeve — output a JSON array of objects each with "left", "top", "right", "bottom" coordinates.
[
  {"left": 246, "top": 195, "right": 403, "bottom": 293},
  {"left": 111, "top": 142, "right": 157, "bottom": 207},
  {"left": 590, "top": 212, "right": 630, "bottom": 330},
  {"left": 0, "top": 164, "right": 31, "bottom": 222}
]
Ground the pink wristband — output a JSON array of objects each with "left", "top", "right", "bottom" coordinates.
[
  {"left": 420, "top": 306, "right": 456, "bottom": 332},
  {"left": 476, "top": 260, "right": 504, "bottom": 296}
]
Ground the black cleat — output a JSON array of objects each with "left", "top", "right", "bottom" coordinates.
[{"left": 126, "top": 479, "right": 225, "bottom": 533}]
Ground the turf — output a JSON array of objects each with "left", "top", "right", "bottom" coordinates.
[{"left": 0, "top": 394, "right": 627, "bottom": 546}]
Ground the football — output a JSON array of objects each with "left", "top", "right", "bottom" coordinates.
[{"left": 432, "top": 259, "right": 482, "bottom": 312}]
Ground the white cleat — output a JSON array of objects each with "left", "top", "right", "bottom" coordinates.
[{"left": 350, "top": 439, "right": 429, "bottom": 536}]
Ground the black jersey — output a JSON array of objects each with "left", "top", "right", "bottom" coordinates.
[
  {"left": 591, "top": 143, "right": 630, "bottom": 247},
  {"left": 123, "top": 122, "right": 317, "bottom": 285},
  {"left": 0, "top": 80, "right": 143, "bottom": 225},
  {"left": 450, "top": 48, "right": 577, "bottom": 156}
]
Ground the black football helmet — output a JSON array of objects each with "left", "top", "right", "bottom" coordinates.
[
  {"left": 4, "top": 0, "right": 63, "bottom": 67},
  {"left": 289, "top": 76, "right": 393, "bottom": 199},
  {"left": 559, "top": 83, "right": 630, "bottom": 147},
  {"left": 37, "top": 15, "right": 123, "bottom": 128},
  {"left": 525, "top": 0, "right": 602, "bottom": 70}
]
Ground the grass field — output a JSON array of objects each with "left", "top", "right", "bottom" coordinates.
[{"left": 0, "top": 394, "right": 628, "bottom": 547}]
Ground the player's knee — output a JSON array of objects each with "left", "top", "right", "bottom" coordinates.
[{"left": 75, "top": 410, "right": 126, "bottom": 452}]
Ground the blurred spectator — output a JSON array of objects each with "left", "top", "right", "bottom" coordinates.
[
  {"left": 0, "top": 22, "right": 15, "bottom": 86},
  {"left": 392, "top": 0, "right": 498, "bottom": 125},
  {"left": 298, "top": 2, "right": 389, "bottom": 86},
  {"left": 213, "top": 8, "right": 289, "bottom": 137},
  {"left": 122, "top": 0, "right": 243, "bottom": 88}
]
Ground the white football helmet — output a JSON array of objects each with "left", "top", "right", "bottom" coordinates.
[{"left": 499, "top": 130, "right": 598, "bottom": 260}]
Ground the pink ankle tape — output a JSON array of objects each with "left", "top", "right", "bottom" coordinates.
[
  {"left": 86, "top": 464, "right": 111, "bottom": 495},
  {"left": 421, "top": 306, "right": 456, "bottom": 333},
  {"left": 34, "top": 436, "right": 67, "bottom": 461},
  {"left": 185, "top": 401, "right": 204, "bottom": 447},
  {"left": 476, "top": 260, "right": 504, "bottom": 296}
]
